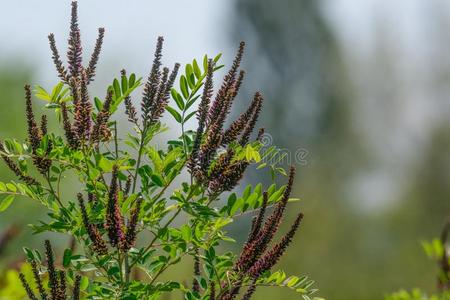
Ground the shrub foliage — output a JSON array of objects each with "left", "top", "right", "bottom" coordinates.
[{"left": 0, "top": 2, "right": 320, "bottom": 299}]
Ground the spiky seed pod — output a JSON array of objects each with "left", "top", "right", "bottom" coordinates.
[
  {"left": 19, "top": 273, "right": 38, "bottom": 300},
  {"left": 234, "top": 167, "right": 295, "bottom": 273},
  {"left": 44, "top": 240, "right": 59, "bottom": 300},
  {"left": 141, "top": 36, "right": 163, "bottom": 124},
  {"left": 77, "top": 193, "right": 108, "bottom": 255},
  {"left": 106, "top": 166, "right": 124, "bottom": 247},
  {"left": 48, "top": 33, "right": 68, "bottom": 83},
  {"left": 60, "top": 102, "right": 78, "bottom": 149},
  {"left": 91, "top": 90, "right": 112, "bottom": 143},
  {"left": 30, "top": 260, "right": 48, "bottom": 300},
  {"left": 189, "top": 59, "right": 214, "bottom": 174},
  {"left": 239, "top": 92, "right": 263, "bottom": 145},
  {"left": 0, "top": 141, "right": 38, "bottom": 185},
  {"left": 73, "top": 275, "right": 81, "bottom": 300},
  {"left": 193, "top": 247, "right": 201, "bottom": 293},
  {"left": 24, "top": 85, "right": 41, "bottom": 151},
  {"left": 58, "top": 271, "right": 67, "bottom": 300},
  {"left": 67, "top": 1, "right": 82, "bottom": 79},
  {"left": 121, "top": 197, "right": 142, "bottom": 252},
  {"left": 86, "top": 27, "right": 105, "bottom": 83},
  {"left": 247, "top": 213, "right": 303, "bottom": 278},
  {"left": 208, "top": 42, "right": 245, "bottom": 126},
  {"left": 222, "top": 92, "right": 261, "bottom": 145}
]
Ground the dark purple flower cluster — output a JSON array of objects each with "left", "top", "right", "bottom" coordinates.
[
  {"left": 0, "top": 140, "right": 38, "bottom": 185},
  {"left": 77, "top": 165, "right": 142, "bottom": 255},
  {"left": 139, "top": 37, "right": 180, "bottom": 128},
  {"left": 188, "top": 43, "right": 264, "bottom": 196},
  {"left": 19, "top": 240, "right": 82, "bottom": 300},
  {"left": 219, "top": 167, "right": 304, "bottom": 300},
  {"left": 24, "top": 85, "right": 52, "bottom": 176},
  {"left": 47, "top": 1, "right": 110, "bottom": 148}
]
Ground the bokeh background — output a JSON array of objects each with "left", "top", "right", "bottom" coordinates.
[{"left": 1, "top": 0, "right": 450, "bottom": 299}]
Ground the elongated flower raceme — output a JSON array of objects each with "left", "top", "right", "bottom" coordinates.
[
  {"left": 241, "top": 278, "right": 257, "bottom": 300},
  {"left": 60, "top": 102, "right": 79, "bottom": 149},
  {"left": 45, "top": 240, "right": 60, "bottom": 299},
  {"left": 19, "top": 273, "right": 38, "bottom": 300},
  {"left": 247, "top": 213, "right": 303, "bottom": 278},
  {"left": 24, "top": 85, "right": 53, "bottom": 175},
  {"left": 106, "top": 165, "right": 124, "bottom": 247},
  {"left": 121, "top": 197, "right": 143, "bottom": 252},
  {"left": 141, "top": 36, "right": 164, "bottom": 125},
  {"left": 208, "top": 160, "right": 248, "bottom": 195},
  {"left": 58, "top": 271, "right": 67, "bottom": 300},
  {"left": 0, "top": 140, "right": 38, "bottom": 185},
  {"left": 77, "top": 193, "right": 108, "bottom": 255},
  {"left": 222, "top": 92, "right": 263, "bottom": 145},
  {"left": 48, "top": 33, "right": 68, "bottom": 83},
  {"left": 140, "top": 37, "right": 180, "bottom": 127},
  {"left": 193, "top": 247, "right": 201, "bottom": 293},
  {"left": 189, "top": 59, "right": 214, "bottom": 176},
  {"left": 67, "top": 1, "right": 82, "bottom": 79},
  {"left": 207, "top": 42, "right": 245, "bottom": 126},
  {"left": 240, "top": 92, "right": 263, "bottom": 145},
  {"left": 122, "top": 69, "right": 139, "bottom": 124},
  {"left": 21, "top": 240, "right": 83, "bottom": 300},
  {"left": 73, "top": 275, "right": 81, "bottom": 300},
  {"left": 30, "top": 259, "right": 48, "bottom": 300},
  {"left": 91, "top": 90, "right": 113, "bottom": 143},
  {"left": 25, "top": 85, "right": 41, "bottom": 151},
  {"left": 247, "top": 191, "right": 268, "bottom": 244},
  {"left": 86, "top": 27, "right": 105, "bottom": 83},
  {"left": 234, "top": 166, "right": 296, "bottom": 273}
]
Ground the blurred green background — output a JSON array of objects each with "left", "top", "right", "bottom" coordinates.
[{"left": 1, "top": 0, "right": 450, "bottom": 299}]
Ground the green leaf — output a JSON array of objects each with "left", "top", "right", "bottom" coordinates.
[
  {"left": 151, "top": 174, "right": 164, "bottom": 187},
  {"left": 94, "top": 96, "right": 103, "bottom": 111},
  {"left": 121, "top": 73, "right": 128, "bottom": 92},
  {"left": 171, "top": 89, "right": 184, "bottom": 110},
  {"left": 166, "top": 106, "right": 182, "bottom": 123},
  {"left": 183, "top": 111, "right": 197, "bottom": 123},
  {"left": 0, "top": 195, "right": 14, "bottom": 212},
  {"left": 180, "top": 75, "right": 189, "bottom": 99},
  {"left": 98, "top": 157, "right": 114, "bottom": 172},
  {"left": 113, "top": 78, "right": 121, "bottom": 98},
  {"left": 129, "top": 73, "right": 136, "bottom": 87},
  {"left": 63, "top": 248, "right": 72, "bottom": 267},
  {"left": 180, "top": 224, "right": 192, "bottom": 242},
  {"left": 193, "top": 59, "right": 202, "bottom": 79}
]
